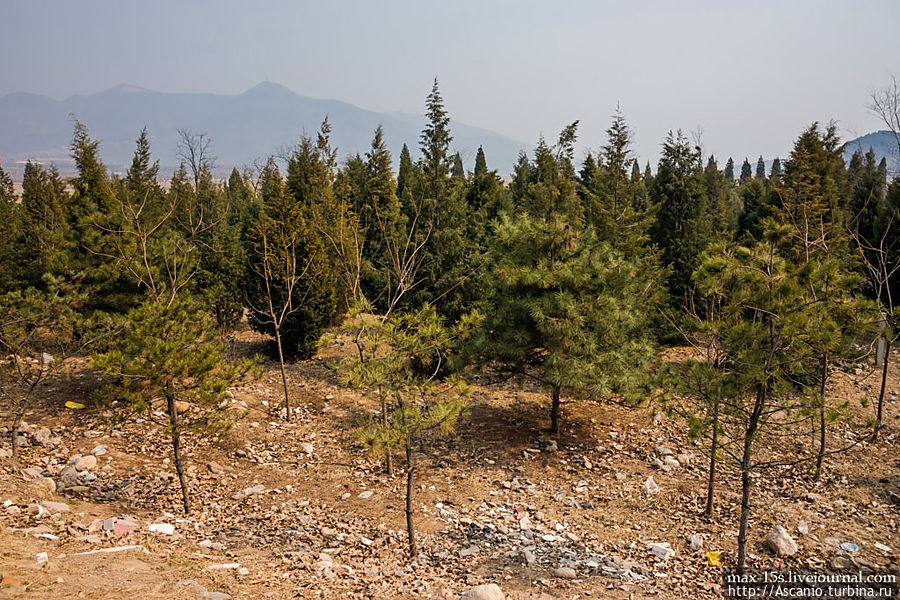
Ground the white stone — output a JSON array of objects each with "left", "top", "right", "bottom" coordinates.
[
  {"left": 644, "top": 476, "right": 660, "bottom": 494},
  {"left": 460, "top": 583, "right": 505, "bottom": 600},
  {"left": 765, "top": 525, "right": 798, "bottom": 556},
  {"left": 149, "top": 523, "right": 175, "bottom": 535}
]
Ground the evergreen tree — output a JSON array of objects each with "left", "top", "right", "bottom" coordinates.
[
  {"left": 451, "top": 151, "right": 465, "bottom": 180},
  {"left": 472, "top": 213, "right": 657, "bottom": 433},
  {"left": 755, "top": 155, "right": 766, "bottom": 180},
  {"left": 651, "top": 130, "right": 711, "bottom": 302},
  {"left": 769, "top": 157, "right": 783, "bottom": 187},
  {"left": 94, "top": 297, "right": 254, "bottom": 513},
  {"left": 704, "top": 155, "right": 736, "bottom": 238},
  {"left": 246, "top": 160, "right": 337, "bottom": 359},
  {"left": 737, "top": 177, "right": 769, "bottom": 240},
  {"left": 0, "top": 160, "right": 20, "bottom": 292},
  {"left": 359, "top": 126, "right": 406, "bottom": 309},
  {"left": 724, "top": 157, "right": 735, "bottom": 181},
  {"left": 739, "top": 158, "right": 753, "bottom": 183}
]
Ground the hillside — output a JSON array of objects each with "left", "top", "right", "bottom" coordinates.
[{"left": 0, "top": 327, "right": 898, "bottom": 599}]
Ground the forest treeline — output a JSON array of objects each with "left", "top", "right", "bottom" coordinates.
[{"left": 1, "top": 79, "right": 899, "bottom": 570}]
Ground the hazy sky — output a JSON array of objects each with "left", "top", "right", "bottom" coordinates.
[{"left": 3, "top": 0, "right": 899, "bottom": 167}]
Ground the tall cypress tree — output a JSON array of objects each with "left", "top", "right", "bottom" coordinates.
[
  {"left": 651, "top": 130, "right": 711, "bottom": 302},
  {"left": 739, "top": 158, "right": 753, "bottom": 183},
  {"left": 724, "top": 157, "right": 735, "bottom": 181},
  {"left": 755, "top": 156, "right": 766, "bottom": 180},
  {"left": 0, "top": 161, "right": 19, "bottom": 293}
]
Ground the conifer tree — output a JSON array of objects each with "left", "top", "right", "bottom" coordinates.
[
  {"left": 769, "top": 157, "right": 783, "bottom": 187},
  {"left": 755, "top": 156, "right": 766, "bottom": 180},
  {"left": 724, "top": 157, "right": 735, "bottom": 181},
  {"left": 246, "top": 160, "right": 337, "bottom": 361},
  {"left": 0, "top": 161, "right": 20, "bottom": 293},
  {"left": 473, "top": 213, "right": 657, "bottom": 433},
  {"left": 344, "top": 306, "right": 468, "bottom": 557},
  {"left": 94, "top": 297, "right": 253, "bottom": 513},
  {"left": 651, "top": 131, "right": 711, "bottom": 302},
  {"left": 359, "top": 126, "right": 406, "bottom": 309},
  {"left": 20, "top": 162, "right": 70, "bottom": 286},
  {"left": 739, "top": 158, "right": 753, "bottom": 183}
]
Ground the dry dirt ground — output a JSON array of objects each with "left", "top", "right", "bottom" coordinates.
[{"left": 1, "top": 327, "right": 899, "bottom": 599}]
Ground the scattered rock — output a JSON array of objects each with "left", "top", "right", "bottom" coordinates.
[
  {"left": 32, "top": 427, "right": 55, "bottom": 447},
  {"left": 91, "top": 445, "right": 107, "bottom": 456},
  {"left": 647, "top": 542, "right": 675, "bottom": 561},
  {"left": 232, "top": 484, "right": 265, "bottom": 500},
  {"left": 644, "top": 476, "right": 660, "bottom": 494},
  {"left": 300, "top": 442, "right": 314, "bottom": 455},
  {"left": 554, "top": 566, "right": 577, "bottom": 579},
  {"left": 41, "top": 501, "right": 70, "bottom": 514},
  {"left": 458, "top": 545, "right": 480, "bottom": 557},
  {"left": 358, "top": 490, "right": 374, "bottom": 499},
  {"left": 688, "top": 533, "right": 704, "bottom": 551},
  {"left": 71, "top": 455, "right": 97, "bottom": 471},
  {"left": 148, "top": 523, "right": 175, "bottom": 535},
  {"left": 460, "top": 584, "right": 505, "bottom": 600},
  {"left": 207, "top": 461, "right": 224, "bottom": 474},
  {"left": 35, "top": 552, "right": 49, "bottom": 565},
  {"left": 830, "top": 555, "right": 854, "bottom": 570},
  {"left": 544, "top": 440, "right": 558, "bottom": 453},
  {"left": 765, "top": 525, "right": 798, "bottom": 556},
  {"left": 797, "top": 520, "right": 809, "bottom": 536}
]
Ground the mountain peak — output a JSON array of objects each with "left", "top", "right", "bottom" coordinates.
[
  {"left": 101, "top": 84, "right": 152, "bottom": 95},
  {"left": 241, "top": 81, "right": 295, "bottom": 97}
]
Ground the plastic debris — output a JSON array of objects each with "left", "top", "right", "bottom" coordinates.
[
  {"left": 64, "top": 401, "right": 85, "bottom": 409},
  {"left": 839, "top": 542, "right": 859, "bottom": 554},
  {"left": 706, "top": 551, "right": 723, "bottom": 566}
]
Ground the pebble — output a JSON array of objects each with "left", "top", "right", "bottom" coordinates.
[
  {"left": 458, "top": 545, "right": 480, "bottom": 557},
  {"left": 644, "top": 476, "right": 660, "bottom": 494},
  {"left": 91, "top": 445, "right": 107, "bottom": 456},
  {"left": 358, "top": 490, "right": 374, "bottom": 499},
  {"left": 42, "top": 501, "right": 70, "bottom": 514}
]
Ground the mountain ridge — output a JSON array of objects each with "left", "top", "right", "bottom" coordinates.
[{"left": 0, "top": 82, "right": 530, "bottom": 177}]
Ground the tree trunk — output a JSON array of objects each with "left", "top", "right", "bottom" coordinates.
[
  {"left": 405, "top": 442, "right": 416, "bottom": 557},
  {"left": 874, "top": 338, "right": 891, "bottom": 441},
  {"left": 10, "top": 390, "right": 33, "bottom": 462},
  {"left": 380, "top": 387, "right": 392, "bottom": 476},
  {"left": 814, "top": 352, "right": 827, "bottom": 481},
  {"left": 737, "top": 385, "right": 765, "bottom": 575},
  {"left": 166, "top": 387, "right": 190, "bottom": 514},
  {"left": 705, "top": 397, "right": 719, "bottom": 519},
  {"left": 549, "top": 385, "right": 561, "bottom": 434},
  {"left": 274, "top": 326, "right": 291, "bottom": 421}
]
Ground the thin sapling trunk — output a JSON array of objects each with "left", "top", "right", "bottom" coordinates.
[{"left": 166, "top": 383, "right": 191, "bottom": 514}]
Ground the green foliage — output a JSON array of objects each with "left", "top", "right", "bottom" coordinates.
[
  {"left": 93, "top": 297, "right": 252, "bottom": 420},
  {"left": 472, "top": 213, "right": 658, "bottom": 430},
  {"left": 245, "top": 161, "right": 337, "bottom": 359},
  {"left": 651, "top": 131, "right": 712, "bottom": 301},
  {"left": 0, "top": 160, "right": 20, "bottom": 293},
  {"left": 19, "top": 161, "right": 70, "bottom": 286}
]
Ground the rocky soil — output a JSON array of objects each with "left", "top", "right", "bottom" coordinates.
[{"left": 1, "top": 330, "right": 898, "bottom": 599}]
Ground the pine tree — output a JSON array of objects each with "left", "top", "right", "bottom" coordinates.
[
  {"left": 769, "top": 157, "right": 783, "bottom": 187},
  {"left": 20, "top": 162, "right": 70, "bottom": 286},
  {"left": 343, "top": 306, "right": 468, "bottom": 557},
  {"left": 94, "top": 297, "right": 253, "bottom": 513},
  {"left": 472, "top": 213, "right": 658, "bottom": 433}
]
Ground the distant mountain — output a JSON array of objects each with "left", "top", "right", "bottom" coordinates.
[
  {"left": 842, "top": 130, "right": 900, "bottom": 174},
  {"left": 0, "top": 82, "right": 529, "bottom": 178}
]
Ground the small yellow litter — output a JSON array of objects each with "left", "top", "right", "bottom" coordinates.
[
  {"left": 64, "top": 401, "right": 85, "bottom": 409},
  {"left": 705, "top": 551, "right": 723, "bottom": 567}
]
